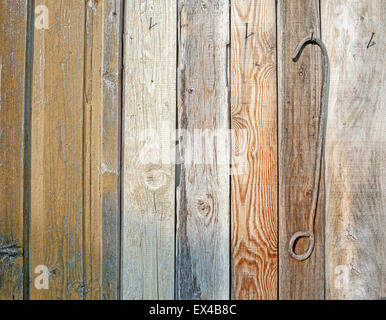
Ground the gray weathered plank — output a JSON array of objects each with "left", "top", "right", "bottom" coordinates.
[
  {"left": 322, "top": 0, "right": 386, "bottom": 300},
  {"left": 278, "top": 0, "right": 325, "bottom": 299},
  {"left": 176, "top": 0, "right": 230, "bottom": 300},
  {"left": 100, "top": 0, "right": 122, "bottom": 300},
  {"left": 122, "top": 0, "right": 176, "bottom": 300}
]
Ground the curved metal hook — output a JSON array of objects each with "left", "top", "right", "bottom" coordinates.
[{"left": 288, "top": 35, "right": 330, "bottom": 261}]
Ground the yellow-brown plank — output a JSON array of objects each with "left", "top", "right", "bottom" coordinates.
[
  {"left": 30, "top": 0, "right": 122, "bottom": 300},
  {"left": 322, "top": 0, "right": 386, "bottom": 299},
  {"left": 30, "top": 0, "right": 86, "bottom": 299},
  {"left": 176, "top": 0, "right": 230, "bottom": 300},
  {"left": 122, "top": 0, "right": 176, "bottom": 299},
  {"left": 277, "top": 0, "right": 325, "bottom": 299},
  {"left": 231, "top": 0, "right": 278, "bottom": 300},
  {"left": 0, "top": 0, "right": 28, "bottom": 300},
  {"left": 83, "top": 0, "right": 103, "bottom": 299}
]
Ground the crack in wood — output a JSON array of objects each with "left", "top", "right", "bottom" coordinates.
[{"left": 0, "top": 246, "right": 23, "bottom": 259}]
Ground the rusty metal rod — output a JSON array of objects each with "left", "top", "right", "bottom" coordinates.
[{"left": 288, "top": 35, "right": 330, "bottom": 261}]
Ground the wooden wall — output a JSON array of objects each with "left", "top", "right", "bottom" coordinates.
[{"left": 0, "top": 0, "right": 385, "bottom": 300}]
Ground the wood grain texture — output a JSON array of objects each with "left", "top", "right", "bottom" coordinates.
[
  {"left": 100, "top": 0, "right": 122, "bottom": 300},
  {"left": 231, "top": 0, "right": 278, "bottom": 300},
  {"left": 176, "top": 0, "right": 230, "bottom": 300},
  {"left": 30, "top": 0, "right": 86, "bottom": 300},
  {"left": 83, "top": 0, "right": 103, "bottom": 300},
  {"left": 322, "top": 0, "right": 386, "bottom": 300},
  {"left": 122, "top": 0, "right": 176, "bottom": 300},
  {"left": 30, "top": 0, "right": 121, "bottom": 300},
  {"left": 0, "top": 0, "right": 28, "bottom": 300},
  {"left": 277, "top": 0, "right": 325, "bottom": 300},
  {"left": 83, "top": 0, "right": 122, "bottom": 300}
]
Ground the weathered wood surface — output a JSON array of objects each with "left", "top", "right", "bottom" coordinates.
[
  {"left": 2, "top": 0, "right": 386, "bottom": 301},
  {"left": 83, "top": 0, "right": 122, "bottom": 300},
  {"left": 30, "top": 0, "right": 86, "bottom": 300},
  {"left": 30, "top": 0, "right": 122, "bottom": 300},
  {"left": 231, "top": 0, "right": 278, "bottom": 300},
  {"left": 100, "top": 0, "right": 122, "bottom": 300},
  {"left": 277, "top": 0, "right": 325, "bottom": 300},
  {"left": 122, "top": 0, "right": 176, "bottom": 299},
  {"left": 322, "top": 0, "right": 386, "bottom": 300},
  {"left": 176, "top": 0, "right": 230, "bottom": 300},
  {"left": 83, "top": 0, "right": 103, "bottom": 300},
  {"left": 0, "top": 0, "right": 28, "bottom": 300}
]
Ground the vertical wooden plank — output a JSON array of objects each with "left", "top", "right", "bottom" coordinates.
[
  {"left": 83, "top": 0, "right": 122, "bottom": 300},
  {"left": 100, "top": 0, "right": 122, "bottom": 300},
  {"left": 322, "top": 0, "right": 386, "bottom": 299},
  {"left": 30, "top": 0, "right": 86, "bottom": 299},
  {"left": 176, "top": 0, "right": 230, "bottom": 300},
  {"left": 83, "top": 0, "right": 103, "bottom": 300},
  {"left": 0, "top": 0, "right": 27, "bottom": 300},
  {"left": 122, "top": 0, "right": 176, "bottom": 299},
  {"left": 231, "top": 0, "right": 278, "bottom": 300},
  {"left": 277, "top": 0, "right": 325, "bottom": 299}
]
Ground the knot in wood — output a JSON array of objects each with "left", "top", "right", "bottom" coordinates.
[
  {"left": 297, "top": 64, "right": 307, "bottom": 79},
  {"left": 195, "top": 193, "right": 214, "bottom": 218},
  {"left": 143, "top": 168, "right": 167, "bottom": 191}
]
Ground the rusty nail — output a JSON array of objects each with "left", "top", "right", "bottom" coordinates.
[
  {"left": 245, "top": 23, "right": 254, "bottom": 39},
  {"left": 149, "top": 17, "right": 158, "bottom": 30},
  {"left": 367, "top": 32, "right": 375, "bottom": 49}
]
